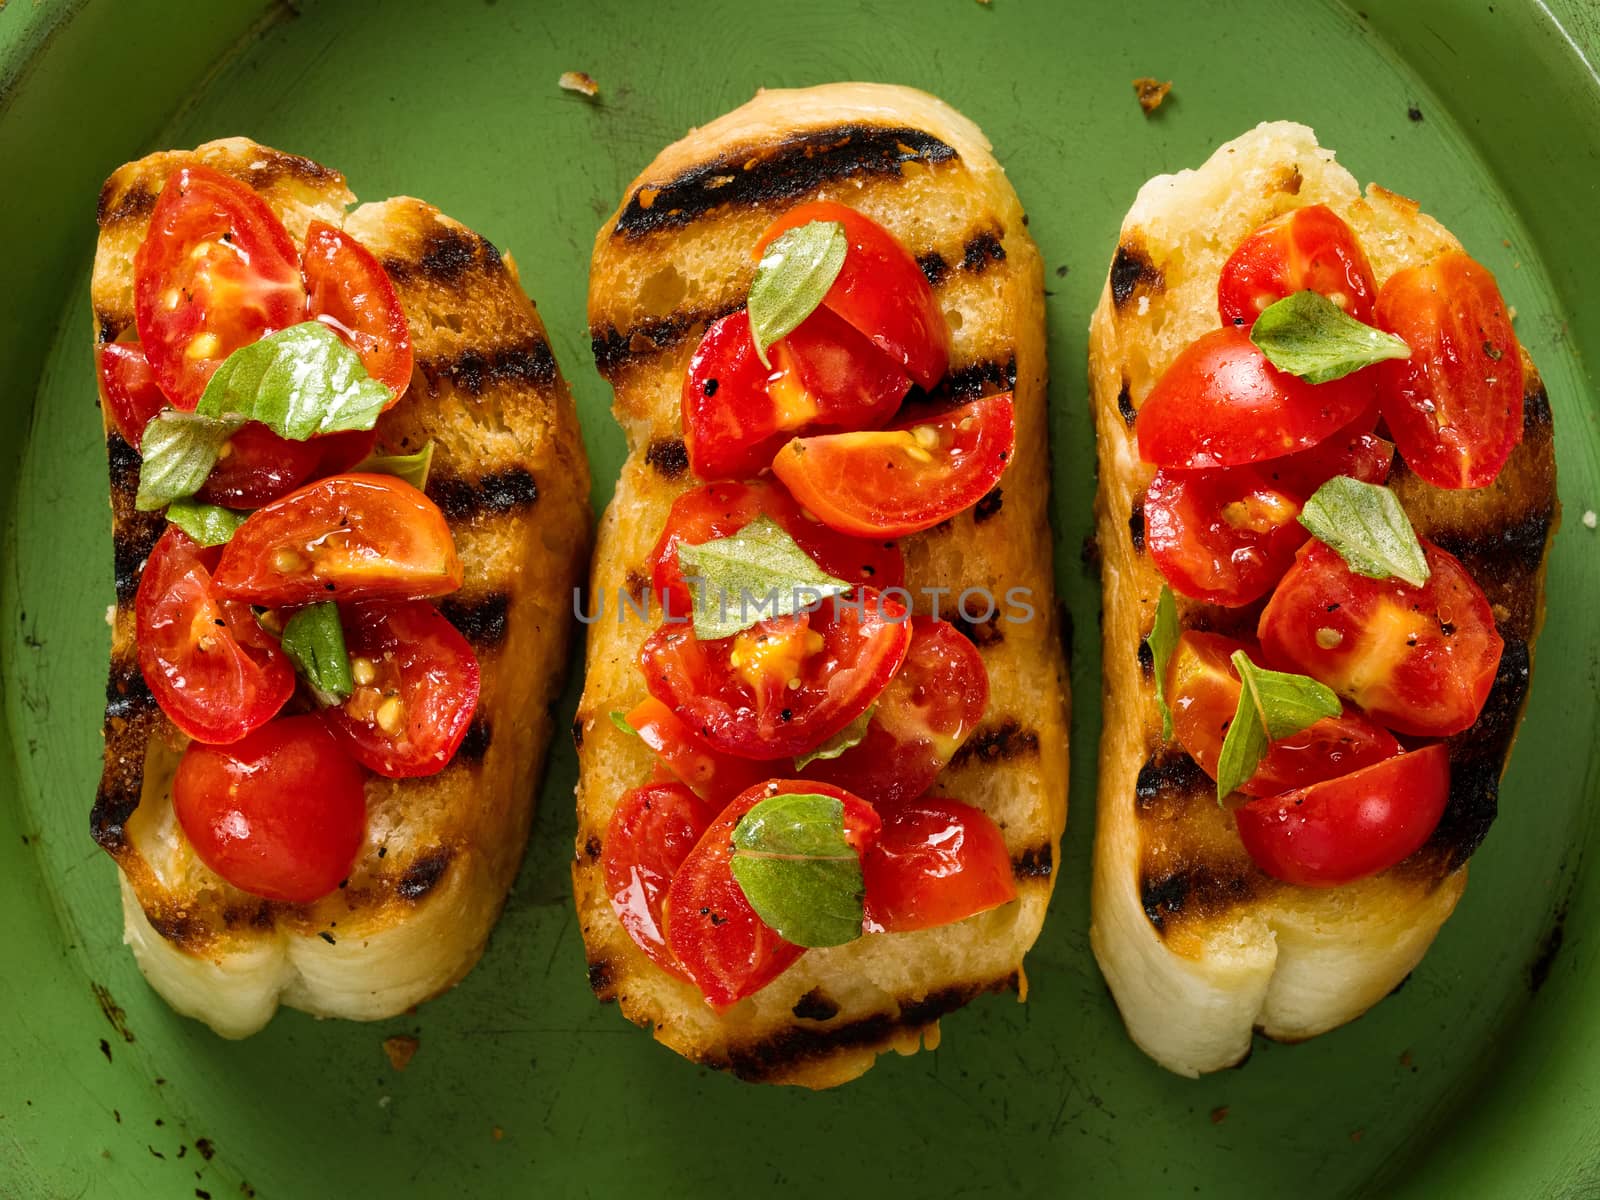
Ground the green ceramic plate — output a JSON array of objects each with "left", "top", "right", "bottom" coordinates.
[{"left": 4, "top": 1, "right": 1599, "bottom": 1195}]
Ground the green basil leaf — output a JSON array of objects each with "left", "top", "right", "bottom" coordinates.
[
  {"left": 279, "top": 602, "right": 354, "bottom": 706},
  {"left": 353, "top": 441, "right": 434, "bottom": 492},
  {"left": 1146, "top": 584, "right": 1180, "bottom": 741},
  {"left": 164, "top": 497, "right": 247, "bottom": 547},
  {"left": 793, "top": 704, "right": 876, "bottom": 771},
  {"left": 609, "top": 710, "right": 638, "bottom": 738},
  {"left": 1299, "top": 475, "right": 1431, "bottom": 588},
  {"left": 1250, "top": 290, "right": 1411, "bottom": 384},
  {"left": 746, "top": 220, "right": 848, "bottom": 366},
  {"left": 675, "top": 515, "right": 851, "bottom": 641},
  {"left": 729, "top": 792, "right": 865, "bottom": 948},
  {"left": 1215, "top": 651, "right": 1342, "bottom": 802},
  {"left": 135, "top": 411, "right": 244, "bottom": 511},
  {"left": 194, "top": 322, "right": 390, "bottom": 440}
]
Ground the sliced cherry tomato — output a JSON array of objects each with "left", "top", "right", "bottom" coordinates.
[
  {"left": 1218, "top": 205, "right": 1379, "bottom": 327},
  {"left": 1258, "top": 539, "right": 1503, "bottom": 737},
  {"left": 302, "top": 220, "right": 414, "bottom": 401},
  {"left": 622, "top": 698, "right": 771, "bottom": 806},
  {"left": 194, "top": 421, "right": 323, "bottom": 508},
  {"left": 1234, "top": 743, "right": 1451, "bottom": 887},
  {"left": 1167, "top": 630, "right": 1401, "bottom": 797},
  {"left": 312, "top": 428, "right": 380, "bottom": 475},
  {"left": 1146, "top": 431, "right": 1393, "bottom": 606},
  {"left": 133, "top": 165, "right": 305, "bottom": 409},
  {"left": 96, "top": 341, "right": 167, "bottom": 447},
  {"left": 803, "top": 616, "right": 988, "bottom": 804},
  {"left": 861, "top": 796, "right": 1016, "bottom": 933},
  {"left": 666, "top": 780, "right": 878, "bottom": 1008},
  {"left": 135, "top": 526, "right": 294, "bottom": 744},
  {"left": 213, "top": 474, "right": 462, "bottom": 606},
  {"left": 756, "top": 201, "right": 950, "bottom": 390},
  {"left": 174, "top": 716, "right": 367, "bottom": 903},
  {"left": 772, "top": 392, "right": 1015, "bottom": 538},
  {"left": 648, "top": 479, "right": 904, "bottom": 622},
  {"left": 321, "top": 600, "right": 480, "bottom": 777},
  {"left": 1375, "top": 250, "right": 1524, "bottom": 489},
  {"left": 681, "top": 307, "right": 909, "bottom": 480},
  {"left": 638, "top": 588, "right": 911, "bottom": 761},
  {"left": 1136, "top": 327, "right": 1377, "bottom": 470},
  {"left": 603, "top": 781, "right": 713, "bottom": 979}
]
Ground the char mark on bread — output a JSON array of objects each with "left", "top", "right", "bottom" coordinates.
[
  {"left": 396, "top": 848, "right": 454, "bottom": 901},
  {"left": 437, "top": 593, "right": 510, "bottom": 649},
  {"left": 1109, "top": 241, "right": 1164, "bottom": 309},
  {"left": 426, "top": 466, "right": 539, "bottom": 524},
  {"left": 948, "top": 717, "right": 1039, "bottom": 769},
  {"left": 381, "top": 226, "right": 503, "bottom": 288},
  {"left": 416, "top": 336, "right": 557, "bottom": 397},
  {"left": 645, "top": 436, "right": 690, "bottom": 479}
]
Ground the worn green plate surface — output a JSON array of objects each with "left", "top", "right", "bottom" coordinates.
[{"left": 3, "top": 1, "right": 1599, "bottom": 1196}]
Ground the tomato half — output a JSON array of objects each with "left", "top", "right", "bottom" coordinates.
[
  {"left": 321, "top": 600, "right": 480, "bottom": 778},
  {"left": 861, "top": 796, "right": 1016, "bottom": 933},
  {"left": 603, "top": 781, "right": 712, "bottom": 979},
  {"left": 1375, "top": 250, "right": 1524, "bottom": 489},
  {"left": 681, "top": 307, "right": 909, "bottom": 481},
  {"left": 638, "top": 588, "right": 912, "bottom": 761},
  {"left": 302, "top": 220, "right": 414, "bottom": 401},
  {"left": 621, "top": 697, "right": 771, "bottom": 806},
  {"left": 648, "top": 479, "right": 905, "bottom": 623},
  {"left": 1145, "top": 431, "right": 1393, "bottom": 606},
  {"left": 311, "top": 427, "right": 381, "bottom": 475},
  {"left": 756, "top": 201, "right": 950, "bottom": 391},
  {"left": 1234, "top": 743, "right": 1451, "bottom": 887},
  {"left": 1258, "top": 539, "right": 1503, "bottom": 737},
  {"left": 1166, "top": 631, "right": 1402, "bottom": 797},
  {"left": 803, "top": 616, "right": 989, "bottom": 804},
  {"left": 666, "top": 780, "right": 877, "bottom": 1008},
  {"left": 96, "top": 341, "right": 167, "bottom": 447},
  {"left": 133, "top": 165, "right": 305, "bottom": 409},
  {"left": 213, "top": 474, "right": 463, "bottom": 605},
  {"left": 1136, "top": 327, "right": 1378, "bottom": 470},
  {"left": 194, "top": 421, "right": 323, "bottom": 508},
  {"left": 1218, "top": 205, "right": 1380, "bottom": 327},
  {"left": 772, "top": 392, "right": 1015, "bottom": 538},
  {"left": 135, "top": 527, "right": 294, "bottom": 744},
  {"left": 174, "top": 716, "right": 368, "bottom": 903}
]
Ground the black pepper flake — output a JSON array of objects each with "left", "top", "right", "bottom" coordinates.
[
  {"left": 780, "top": 708, "right": 793, "bottom": 721},
  {"left": 318, "top": 931, "right": 336, "bottom": 945},
  {"left": 703, "top": 377, "right": 719, "bottom": 396}
]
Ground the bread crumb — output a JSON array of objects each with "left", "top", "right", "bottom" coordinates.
[
  {"left": 1582, "top": 509, "right": 1596, "bottom": 529},
  {"left": 106, "top": 604, "right": 117, "bottom": 628},
  {"left": 1133, "top": 78, "right": 1172, "bottom": 115},
  {"left": 559, "top": 71, "right": 599, "bottom": 98},
  {"left": 382, "top": 1034, "right": 420, "bottom": 1071}
]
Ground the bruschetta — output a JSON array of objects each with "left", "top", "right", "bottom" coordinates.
[
  {"left": 1088, "top": 121, "right": 1556, "bottom": 1076},
  {"left": 571, "top": 82, "right": 1069, "bottom": 1087},
  {"left": 90, "top": 138, "right": 590, "bottom": 1037}
]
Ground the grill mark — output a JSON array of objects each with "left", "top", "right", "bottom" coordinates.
[
  {"left": 949, "top": 718, "right": 1039, "bottom": 769},
  {"left": 588, "top": 958, "right": 615, "bottom": 999},
  {"left": 612, "top": 124, "right": 958, "bottom": 239},
  {"left": 583, "top": 834, "right": 602, "bottom": 862},
  {"left": 103, "top": 658, "right": 156, "bottom": 723},
  {"left": 456, "top": 716, "right": 493, "bottom": 763},
  {"left": 107, "top": 433, "right": 140, "bottom": 496},
  {"left": 960, "top": 230, "right": 1006, "bottom": 273},
  {"left": 417, "top": 337, "right": 556, "bottom": 398},
  {"left": 1139, "top": 864, "right": 1258, "bottom": 933},
  {"left": 1137, "top": 639, "right": 1154, "bottom": 679},
  {"left": 572, "top": 717, "right": 586, "bottom": 750},
  {"left": 918, "top": 251, "right": 950, "bottom": 287},
  {"left": 1110, "top": 243, "right": 1163, "bottom": 309},
  {"left": 954, "top": 612, "right": 1005, "bottom": 648},
  {"left": 646, "top": 437, "right": 689, "bottom": 479},
  {"left": 946, "top": 356, "right": 1017, "bottom": 402},
  {"left": 1134, "top": 751, "right": 1210, "bottom": 814},
  {"left": 437, "top": 593, "right": 509, "bottom": 649},
  {"left": 396, "top": 848, "right": 454, "bottom": 901},
  {"left": 96, "top": 182, "right": 156, "bottom": 228},
  {"left": 95, "top": 310, "right": 129, "bottom": 343},
  {"left": 1012, "top": 844, "right": 1053, "bottom": 880},
  {"left": 792, "top": 989, "right": 841, "bottom": 1022},
  {"left": 1523, "top": 379, "right": 1552, "bottom": 433},
  {"left": 426, "top": 466, "right": 538, "bottom": 523},
  {"left": 383, "top": 227, "right": 501, "bottom": 288},
  {"left": 1429, "top": 507, "right": 1555, "bottom": 585},
  {"left": 590, "top": 304, "right": 736, "bottom": 375},
  {"left": 1129, "top": 502, "right": 1146, "bottom": 552},
  {"left": 974, "top": 488, "right": 1003, "bottom": 523},
  {"left": 1117, "top": 380, "right": 1137, "bottom": 427}
]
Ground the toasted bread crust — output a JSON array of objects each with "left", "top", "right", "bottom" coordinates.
[
  {"left": 1087, "top": 123, "right": 1557, "bottom": 1076},
  {"left": 91, "top": 139, "right": 591, "bottom": 1037},
  {"left": 573, "top": 83, "right": 1068, "bottom": 1088}
]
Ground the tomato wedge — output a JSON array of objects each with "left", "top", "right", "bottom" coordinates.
[
  {"left": 135, "top": 527, "right": 294, "bottom": 744},
  {"left": 621, "top": 698, "right": 771, "bottom": 806},
  {"left": 1234, "top": 744, "right": 1451, "bottom": 887},
  {"left": 213, "top": 474, "right": 463, "bottom": 605},
  {"left": 772, "top": 392, "right": 1015, "bottom": 538},
  {"left": 1136, "top": 327, "right": 1377, "bottom": 470},
  {"left": 174, "top": 716, "right": 367, "bottom": 903},
  {"left": 667, "top": 780, "right": 877, "bottom": 1008},
  {"left": 803, "top": 616, "right": 989, "bottom": 804},
  {"left": 321, "top": 600, "right": 480, "bottom": 778},
  {"left": 1218, "top": 204, "right": 1379, "bottom": 327},
  {"left": 1375, "top": 250, "right": 1524, "bottom": 489},
  {"left": 1145, "top": 431, "right": 1393, "bottom": 606},
  {"left": 302, "top": 220, "right": 414, "bottom": 401},
  {"left": 1258, "top": 538, "right": 1503, "bottom": 737},
  {"left": 861, "top": 796, "right": 1016, "bottom": 933},
  {"left": 1166, "top": 630, "right": 1401, "bottom": 797},
  {"left": 194, "top": 421, "right": 323, "bottom": 508},
  {"left": 756, "top": 200, "right": 950, "bottom": 391},
  {"left": 638, "top": 588, "right": 911, "bottom": 761},
  {"left": 134, "top": 165, "right": 305, "bottom": 409},
  {"left": 603, "top": 781, "right": 712, "bottom": 979},
  {"left": 96, "top": 341, "right": 167, "bottom": 447},
  {"left": 648, "top": 479, "right": 905, "bottom": 623}
]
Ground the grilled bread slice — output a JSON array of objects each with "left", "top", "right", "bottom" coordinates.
[
  {"left": 572, "top": 82, "right": 1068, "bottom": 1088},
  {"left": 1088, "top": 122, "right": 1557, "bottom": 1076},
  {"left": 90, "top": 139, "right": 591, "bottom": 1038}
]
